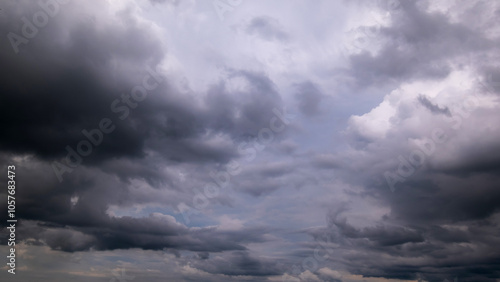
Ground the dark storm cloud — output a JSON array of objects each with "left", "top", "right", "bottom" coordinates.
[
  {"left": 246, "top": 16, "right": 289, "bottom": 42},
  {"left": 0, "top": 2, "right": 285, "bottom": 170},
  {"left": 342, "top": 0, "right": 495, "bottom": 88},
  {"left": 10, "top": 215, "right": 272, "bottom": 253},
  {"left": 2, "top": 0, "right": 500, "bottom": 281},
  {"left": 0, "top": 0, "right": 160, "bottom": 162},
  {"left": 386, "top": 175, "right": 500, "bottom": 224},
  {"left": 301, "top": 208, "right": 500, "bottom": 281},
  {"left": 0, "top": 0, "right": 290, "bottom": 238},
  {"left": 41, "top": 228, "right": 97, "bottom": 252},
  {"left": 0, "top": 148, "right": 271, "bottom": 255},
  {"left": 323, "top": 208, "right": 424, "bottom": 247},
  {"left": 190, "top": 250, "right": 283, "bottom": 277},
  {"left": 294, "top": 1, "right": 500, "bottom": 281},
  {"left": 327, "top": 133, "right": 500, "bottom": 280},
  {"left": 0, "top": 0, "right": 287, "bottom": 259}
]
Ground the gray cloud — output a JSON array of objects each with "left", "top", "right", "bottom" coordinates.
[
  {"left": 340, "top": 0, "right": 495, "bottom": 88},
  {"left": 246, "top": 16, "right": 289, "bottom": 42},
  {"left": 1, "top": 0, "right": 500, "bottom": 281},
  {"left": 417, "top": 94, "right": 451, "bottom": 116},
  {"left": 294, "top": 81, "right": 324, "bottom": 117}
]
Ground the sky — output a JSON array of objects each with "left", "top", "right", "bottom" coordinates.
[{"left": 1, "top": 0, "right": 500, "bottom": 281}]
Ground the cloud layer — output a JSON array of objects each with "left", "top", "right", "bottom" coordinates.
[{"left": 1, "top": 0, "right": 499, "bottom": 281}]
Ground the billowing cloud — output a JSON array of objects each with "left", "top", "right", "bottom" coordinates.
[{"left": 1, "top": 0, "right": 499, "bottom": 281}]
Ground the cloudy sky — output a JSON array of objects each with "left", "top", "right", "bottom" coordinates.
[{"left": 1, "top": 0, "right": 500, "bottom": 281}]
